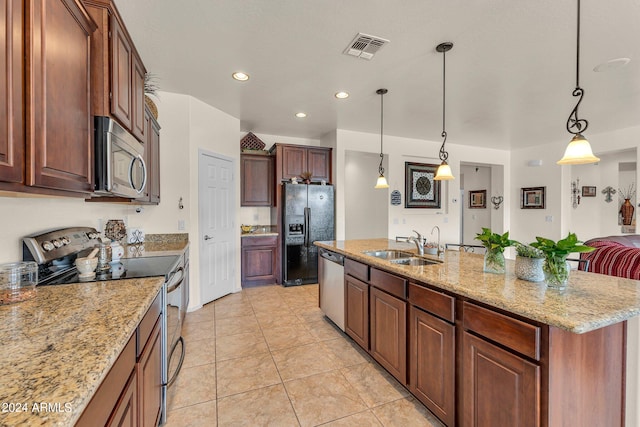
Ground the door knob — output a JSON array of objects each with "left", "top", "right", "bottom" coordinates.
[{"left": 204, "top": 235, "right": 213, "bottom": 240}]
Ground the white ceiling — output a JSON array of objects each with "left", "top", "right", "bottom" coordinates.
[{"left": 117, "top": 0, "right": 640, "bottom": 151}]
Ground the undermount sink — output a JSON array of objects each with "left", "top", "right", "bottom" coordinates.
[
  {"left": 362, "top": 250, "right": 414, "bottom": 260},
  {"left": 389, "top": 257, "right": 439, "bottom": 266}
]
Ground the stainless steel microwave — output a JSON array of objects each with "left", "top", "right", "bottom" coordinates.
[{"left": 94, "top": 116, "right": 147, "bottom": 198}]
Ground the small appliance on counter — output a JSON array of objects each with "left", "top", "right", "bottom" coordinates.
[{"left": 21, "top": 226, "right": 187, "bottom": 423}]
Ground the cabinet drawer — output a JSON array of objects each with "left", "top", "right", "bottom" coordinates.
[
  {"left": 370, "top": 268, "right": 407, "bottom": 300},
  {"left": 137, "top": 291, "right": 162, "bottom": 358},
  {"left": 241, "top": 235, "right": 278, "bottom": 247},
  {"left": 463, "top": 301, "right": 540, "bottom": 361},
  {"left": 409, "top": 283, "right": 455, "bottom": 323},
  {"left": 345, "top": 258, "right": 369, "bottom": 282}
]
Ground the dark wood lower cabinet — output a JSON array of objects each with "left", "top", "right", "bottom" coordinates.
[
  {"left": 344, "top": 274, "right": 369, "bottom": 350},
  {"left": 108, "top": 372, "right": 137, "bottom": 427},
  {"left": 370, "top": 287, "right": 406, "bottom": 384},
  {"left": 137, "top": 318, "right": 162, "bottom": 427},
  {"left": 409, "top": 306, "right": 455, "bottom": 427},
  {"left": 462, "top": 331, "right": 540, "bottom": 427},
  {"left": 241, "top": 236, "right": 278, "bottom": 287}
]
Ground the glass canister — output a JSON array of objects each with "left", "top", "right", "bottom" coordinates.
[{"left": 0, "top": 261, "right": 37, "bottom": 305}]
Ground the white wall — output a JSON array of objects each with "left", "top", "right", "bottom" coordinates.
[
  {"left": 344, "top": 151, "right": 388, "bottom": 239},
  {"left": 333, "top": 129, "right": 510, "bottom": 246},
  {"left": 460, "top": 165, "right": 492, "bottom": 244}
]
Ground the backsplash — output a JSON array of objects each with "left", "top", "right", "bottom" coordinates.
[{"left": 144, "top": 233, "right": 189, "bottom": 243}]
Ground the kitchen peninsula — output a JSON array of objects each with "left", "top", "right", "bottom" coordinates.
[{"left": 316, "top": 238, "right": 640, "bottom": 427}]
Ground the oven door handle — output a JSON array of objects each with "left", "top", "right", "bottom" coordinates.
[
  {"left": 166, "top": 336, "right": 185, "bottom": 387},
  {"left": 166, "top": 266, "right": 185, "bottom": 294}
]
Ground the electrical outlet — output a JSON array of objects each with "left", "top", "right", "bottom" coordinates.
[
  {"left": 545, "top": 215, "right": 553, "bottom": 222},
  {"left": 443, "top": 217, "right": 449, "bottom": 223},
  {"left": 178, "top": 220, "right": 185, "bottom": 230}
]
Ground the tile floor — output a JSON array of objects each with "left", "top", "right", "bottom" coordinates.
[{"left": 165, "top": 284, "right": 444, "bottom": 427}]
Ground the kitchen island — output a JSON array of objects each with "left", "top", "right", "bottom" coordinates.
[
  {"left": 0, "top": 277, "right": 164, "bottom": 426},
  {"left": 316, "top": 238, "right": 640, "bottom": 427}
]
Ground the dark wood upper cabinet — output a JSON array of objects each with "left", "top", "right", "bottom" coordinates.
[
  {"left": 0, "top": 0, "right": 24, "bottom": 184},
  {"left": 269, "top": 143, "right": 332, "bottom": 184},
  {"left": 26, "top": 0, "right": 96, "bottom": 193},
  {"left": 280, "top": 145, "right": 306, "bottom": 180},
  {"left": 241, "top": 153, "right": 274, "bottom": 206},
  {"left": 146, "top": 110, "right": 161, "bottom": 205},
  {"left": 84, "top": 0, "right": 146, "bottom": 138},
  {"left": 307, "top": 148, "right": 331, "bottom": 183}
]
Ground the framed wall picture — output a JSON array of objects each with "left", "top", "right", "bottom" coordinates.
[
  {"left": 582, "top": 186, "right": 596, "bottom": 197},
  {"left": 469, "top": 190, "right": 487, "bottom": 209},
  {"left": 405, "top": 162, "right": 441, "bottom": 208},
  {"left": 521, "top": 186, "right": 546, "bottom": 209}
]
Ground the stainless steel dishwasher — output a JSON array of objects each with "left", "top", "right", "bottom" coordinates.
[{"left": 318, "top": 248, "right": 345, "bottom": 331}]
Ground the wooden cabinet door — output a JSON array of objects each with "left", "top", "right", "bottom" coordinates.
[
  {"left": 281, "top": 145, "right": 307, "bottom": 180},
  {"left": 131, "top": 52, "right": 146, "bottom": 141},
  {"left": 345, "top": 275, "right": 369, "bottom": 350},
  {"left": 241, "top": 240, "right": 278, "bottom": 286},
  {"left": 137, "top": 318, "right": 162, "bottom": 427},
  {"left": 241, "top": 154, "right": 274, "bottom": 206},
  {"left": 307, "top": 148, "right": 331, "bottom": 183},
  {"left": 462, "top": 331, "right": 540, "bottom": 427},
  {"left": 147, "top": 112, "right": 161, "bottom": 204},
  {"left": 110, "top": 14, "right": 132, "bottom": 130},
  {"left": 0, "top": 0, "right": 23, "bottom": 183},
  {"left": 409, "top": 306, "right": 455, "bottom": 427},
  {"left": 107, "top": 372, "right": 137, "bottom": 427},
  {"left": 370, "top": 287, "right": 407, "bottom": 384},
  {"left": 26, "top": 0, "right": 95, "bottom": 192}
]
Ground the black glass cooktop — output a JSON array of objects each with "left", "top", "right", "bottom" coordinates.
[{"left": 38, "top": 255, "right": 181, "bottom": 286}]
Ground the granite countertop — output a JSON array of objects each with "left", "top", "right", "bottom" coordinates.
[
  {"left": 315, "top": 238, "right": 640, "bottom": 334},
  {"left": 0, "top": 277, "right": 164, "bottom": 426},
  {"left": 240, "top": 225, "right": 278, "bottom": 237},
  {"left": 124, "top": 233, "right": 189, "bottom": 258}
]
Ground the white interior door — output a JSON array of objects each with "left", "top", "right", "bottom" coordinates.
[{"left": 199, "top": 151, "right": 235, "bottom": 304}]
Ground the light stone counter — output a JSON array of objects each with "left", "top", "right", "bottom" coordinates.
[
  {"left": 0, "top": 277, "right": 164, "bottom": 426},
  {"left": 315, "top": 238, "right": 640, "bottom": 334}
]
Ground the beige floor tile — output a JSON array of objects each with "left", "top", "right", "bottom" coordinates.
[
  {"left": 251, "top": 299, "right": 292, "bottom": 314},
  {"left": 319, "top": 410, "right": 383, "bottom": 426},
  {"left": 183, "top": 320, "right": 216, "bottom": 343},
  {"left": 284, "top": 370, "right": 367, "bottom": 427},
  {"left": 182, "top": 338, "right": 216, "bottom": 369},
  {"left": 321, "top": 337, "right": 371, "bottom": 367},
  {"left": 272, "top": 342, "right": 341, "bottom": 381},
  {"left": 263, "top": 324, "right": 316, "bottom": 351},
  {"left": 295, "top": 306, "right": 326, "bottom": 323},
  {"left": 372, "top": 397, "right": 445, "bottom": 427},
  {"left": 214, "top": 292, "right": 249, "bottom": 305},
  {"left": 244, "top": 285, "right": 282, "bottom": 297},
  {"left": 165, "top": 399, "right": 217, "bottom": 427},
  {"left": 168, "top": 363, "right": 216, "bottom": 410},
  {"left": 215, "top": 315, "right": 260, "bottom": 337},
  {"left": 217, "top": 384, "right": 299, "bottom": 427},
  {"left": 185, "top": 308, "right": 215, "bottom": 324},
  {"left": 305, "top": 318, "right": 343, "bottom": 341},
  {"left": 255, "top": 313, "right": 301, "bottom": 329},
  {"left": 216, "top": 353, "right": 281, "bottom": 397},
  {"left": 341, "top": 362, "right": 409, "bottom": 408},
  {"left": 214, "top": 303, "right": 254, "bottom": 319},
  {"left": 215, "top": 332, "right": 269, "bottom": 361}
]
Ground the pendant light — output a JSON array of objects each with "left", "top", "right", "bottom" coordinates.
[
  {"left": 434, "top": 42, "right": 455, "bottom": 180},
  {"left": 557, "top": 0, "right": 600, "bottom": 165},
  {"left": 374, "top": 88, "right": 390, "bottom": 189}
]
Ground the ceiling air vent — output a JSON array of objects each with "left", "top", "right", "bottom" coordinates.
[{"left": 343, "top": 33, "right": 389, "bottom": 60}]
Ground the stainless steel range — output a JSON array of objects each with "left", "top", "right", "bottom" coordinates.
[{"left": 21, "top": 227, "right": 187, "bottom": 424}]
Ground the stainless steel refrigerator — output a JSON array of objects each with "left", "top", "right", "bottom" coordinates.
[{"left": 282, "top": 183, "right": 335, "bottom": 286}]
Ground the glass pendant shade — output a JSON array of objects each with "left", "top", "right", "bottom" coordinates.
[
  {"left": 434, "top": 161, "right": 455, "bottom": 180},
  {"left": 374, "top": 174, "right": 389, "bottom": 189},
  {"left": 557, "top": 134, "right": 600, "bottom": 165}
]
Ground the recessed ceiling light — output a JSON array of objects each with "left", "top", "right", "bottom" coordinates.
[
  {"left": 335, "top": 91, "right": 349, "bottom": 99},
  {"left": 593, "top": 58, "right": 631, "bottom": 72},
  {"left": 295, "top": 112, "right": 307, "bottom": 118},
  {"left": 232, "top": 72, "right": 249, "bottom": 81}
]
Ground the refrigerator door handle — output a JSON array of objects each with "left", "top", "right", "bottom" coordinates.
[{"left": 304, "top": 207, "right": 310, "bottom": 247}]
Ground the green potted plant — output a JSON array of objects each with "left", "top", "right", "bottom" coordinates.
[
  {"left": 513, "top": 242, "right": 545, "bottom": 282},
  {"left": 530, "top": 233, "right": 595, "bottom": 289},
  {"left": 475, "top": 228, "right": 514, "bottom": 274}
]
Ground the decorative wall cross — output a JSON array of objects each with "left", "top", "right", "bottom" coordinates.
[{"left": 602, "top": 186, "right": 617, "bottom": 203}]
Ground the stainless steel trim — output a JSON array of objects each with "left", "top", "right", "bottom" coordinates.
[
  {"left": 304, "top": 207, "right": 310, "bottom": 247},
  {"left": 128, "top": 154, "right": 147, "bottom": 194}
]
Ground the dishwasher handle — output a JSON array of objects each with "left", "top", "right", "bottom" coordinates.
[{"left": 319, "top": 249, "right": 344, "bottom": 265}]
